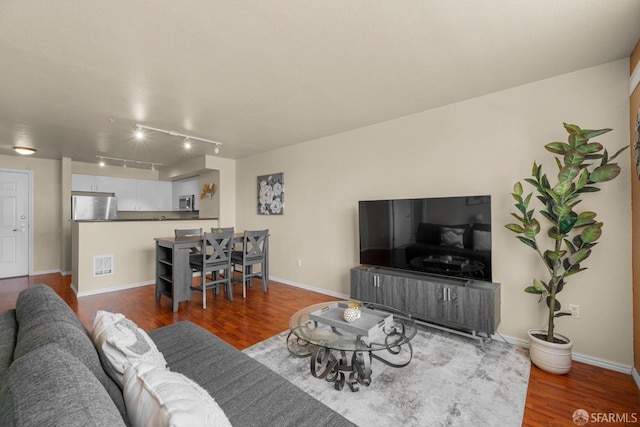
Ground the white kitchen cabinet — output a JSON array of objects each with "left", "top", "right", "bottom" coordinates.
[
  {"left": 137, "top": 180, "right": 172, "bottom": 211},
  {"left": 72, "top": 174, "right": 99, "bottom": 192},
  {"left": 71, "top": 174, "right": 172, "bottom": 211},
  {"left": 71, "top": 174, "right": 120, "bottom": 193},
  {"left": 110, "top": 178, "right": 138, "bottom": 211}
]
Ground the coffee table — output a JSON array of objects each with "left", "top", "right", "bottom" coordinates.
[{"left": 287, "top": 301, "right": 417, "bottom": 392}]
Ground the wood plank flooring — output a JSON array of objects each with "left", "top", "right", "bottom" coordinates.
[{"left": 1, "top": 273, "right": 638, "bottom": 426}]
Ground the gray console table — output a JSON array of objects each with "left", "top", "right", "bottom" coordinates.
[{"left": 350, "top": 265, "right": 500, "bottom": 345}]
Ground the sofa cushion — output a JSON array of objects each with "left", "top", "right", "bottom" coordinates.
[
  {"left": 15, "top": 284, "right": 86, "bottom": 334},
  {"left": 123, "top": 362, "right": 231, "bottom": 427},
  {"left": 0, "top": 344, "right": 126, "bottom": 427},
  {"left": 92, "top": 310, "right": 167, "bottom": 386},
  {"left": 0, "top": 309, "right": 17, "bottom": 381},
  {"left": 13, "top": 285, "right": 128, "bottom": 422},
  {"left": 149, "top": 321, "right": 356, "bottom": 427}
]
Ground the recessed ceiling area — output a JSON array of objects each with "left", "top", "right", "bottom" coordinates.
[{"left": 0, "top": 1, "right": 639, "bottom": 169}]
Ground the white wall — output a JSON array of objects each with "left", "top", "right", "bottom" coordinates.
[{"left": 236, "top": 59, "right": 633, "bottom": 366}]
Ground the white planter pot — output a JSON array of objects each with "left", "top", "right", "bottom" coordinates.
[{"left": 527, "top": 329, "right": 573, "bottom": 375}]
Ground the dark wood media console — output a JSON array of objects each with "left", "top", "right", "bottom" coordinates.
[{"left": 350, "top": 265, "right": 500, "bottom": 345}]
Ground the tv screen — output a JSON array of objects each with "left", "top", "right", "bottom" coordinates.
[{"left": 358, "top": 196, "right": 492, "bottom": 281}]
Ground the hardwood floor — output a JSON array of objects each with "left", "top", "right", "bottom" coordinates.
[{"left": 1, "top": 273, "right": 638, "bottom": 426}]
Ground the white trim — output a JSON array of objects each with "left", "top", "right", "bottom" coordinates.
[
  {"left": 32, "top": 269, "right": 62, "bottom": 276},
  {"left": 497, "top": 332, "right": 633, "bottom": 375},
  {"left": 631, "top": 60, "right": 640, "bottom": 95},
  {"left": 270, "top": 276, "right": 350, "bottom": 299},
  {"left": 73, "top": 280, "right": 154, "bottom": 297},
  {"left": 632, "top": 367, "right": 640, "bottom": 391}
]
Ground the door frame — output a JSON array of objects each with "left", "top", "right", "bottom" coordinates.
[{"left": 1, "top": 167, "right": 33, "bottom": 277}]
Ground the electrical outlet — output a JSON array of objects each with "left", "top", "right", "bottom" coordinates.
[{"left": 569, "top": 304, "right": 580, "bottom": 319}]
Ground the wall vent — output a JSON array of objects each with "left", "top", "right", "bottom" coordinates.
[{"left": 93, "top": 254, "right": 114, "bottom": 277}]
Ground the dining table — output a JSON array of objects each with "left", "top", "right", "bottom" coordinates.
[{"left": 153, "top": 232, "right": 266, "bottom": 311}]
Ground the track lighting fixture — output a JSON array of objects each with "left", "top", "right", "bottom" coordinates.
[
  {"left": 96, "top": 156, "right": 162, "bottom": 170},
  {"left": 135, "top": 124, "right": 222, "bottom": 154}
]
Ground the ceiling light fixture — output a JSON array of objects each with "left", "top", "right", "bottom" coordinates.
[
  {"left": 184, "top": 137, "right": 191, "bottom": 149},
  {"left": 135, "top": 129, "right": 144, "bottom": 139},
  {"left": 96, "top": 156, "right": 163, "bottom": 170},
  {"left": 99, "top": 157, "right": 106, "bottom": 167},
  {"left": 13, "top": 146, "right": 37, "bottom": 155},
  {"left": 135, "top": 124, "right": 222, "bottom": 154}
]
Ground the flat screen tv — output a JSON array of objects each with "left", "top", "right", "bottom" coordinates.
[{"left": 358, "top": 195, "right": 492, "bottom": 281}]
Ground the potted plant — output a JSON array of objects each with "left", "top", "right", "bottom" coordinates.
[{"left": 505, "top": 123, "right": 627, "bottom": 374}]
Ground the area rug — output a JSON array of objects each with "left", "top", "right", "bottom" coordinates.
[{"left": 243, "top": 326, "right": 530, "bottom": 427}]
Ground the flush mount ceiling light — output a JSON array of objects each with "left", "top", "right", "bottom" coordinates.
[
  {"left": 135, "top": 124, "right": 222, "bottom": 154},
  {"left": 13, "top": 146, "right": 36, "bottom": 155},
  {"left": 96, "top": 156, "right": 163, "bottom": 170}
]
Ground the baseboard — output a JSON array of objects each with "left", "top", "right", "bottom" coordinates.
[
  {"left": 270, "top": 276, "right": 350, "bottom": 299},
  {"left": 632, "top": 367, "right": 640, "bottom": 390},
  {"left": 31, "top": 268, "right": 61, "bottom": 276},
  {"left": 74, "top": 280, "right": 154, "bottom": 298},
  {"left": 497, "top": 333, "right": 634, "bottom": 375}
]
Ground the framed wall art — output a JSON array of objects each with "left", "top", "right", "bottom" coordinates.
[{"left": 257, "top": 173, "right": 284, "bottom": 215}]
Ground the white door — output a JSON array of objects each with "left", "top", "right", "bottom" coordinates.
[{"left": 0, "top": 171, "right": 30, "bottom": 278}]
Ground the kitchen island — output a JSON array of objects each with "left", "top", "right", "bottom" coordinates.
[{"left": 71, "top": 218, "right": 219, "bottom": 296}]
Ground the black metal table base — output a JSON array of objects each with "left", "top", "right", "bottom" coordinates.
[{"left": 286, "top": 329, "right": 413, "bottom": 392}]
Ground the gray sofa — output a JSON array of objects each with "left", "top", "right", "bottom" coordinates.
[{"left": 0, "top": 284, "right": 355, "bottom": 426}]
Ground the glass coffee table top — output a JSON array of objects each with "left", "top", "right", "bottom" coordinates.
[
  {"left": 287, "top": 300, "right": 417, "bottom": 392},
  {"left": 288, "top": 300, "right": 417, "bottom": 352}
]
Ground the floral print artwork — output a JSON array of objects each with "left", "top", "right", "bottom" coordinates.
[{"left": 257, "top": 173, "right": 284, "bottom": 215}]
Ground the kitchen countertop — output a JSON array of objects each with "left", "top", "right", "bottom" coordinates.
[{"left": 73, "top": 217, "right": 218, "bottom": 222}]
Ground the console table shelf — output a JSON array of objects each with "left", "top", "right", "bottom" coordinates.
[{"left": 350, "top": 265, "right": 500, "bottom": 345}]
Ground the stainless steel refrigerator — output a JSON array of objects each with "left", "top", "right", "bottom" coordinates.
[{"left": 71, "top": 195, "right": 118, "bottom": 220}]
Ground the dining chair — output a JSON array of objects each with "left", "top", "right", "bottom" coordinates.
[
  {"left": 189, "top": 227, "right": 234, "bottom": 308},
  {"left": 174, "top": 228, "right": 203, "bottom": 267},
  {"left": 231, "top": 229, "right": 269, "bottom": 299}
]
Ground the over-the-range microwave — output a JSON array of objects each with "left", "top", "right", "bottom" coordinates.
[{"left": 178, "top": 194, "right": 195, "bottom": 211}]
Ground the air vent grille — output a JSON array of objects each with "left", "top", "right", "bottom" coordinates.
[{"left": 93, "top": 254, "right": 113, "bottom": 277}]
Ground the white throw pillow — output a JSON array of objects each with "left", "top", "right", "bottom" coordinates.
[
  {"left": 91, "top": 310, "right": 167, "bottom": 386},
  {"left": 123, "top": 363, "right": 232, "bottom": 427}
]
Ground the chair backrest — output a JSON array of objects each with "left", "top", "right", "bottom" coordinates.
[
  {"left": 242, "top": 229, "right": 268, "bottom": 261},
  {"left": 175, "top": 228, "right": 203, "bottom": 238},
  {"left": 203, "top": 228, "right": 234, "bottom": 265}
]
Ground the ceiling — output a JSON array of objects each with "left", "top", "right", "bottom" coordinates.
[{"left": 1, "top": 1, "right": 639, "bottom": 169}]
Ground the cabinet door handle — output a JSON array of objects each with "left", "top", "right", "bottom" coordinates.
[
  {"left": 443, "top": 288, "right": 447, "bottom": 301},
  {"left": 448, "top": 288, "right": 451, "bottom": 301}
]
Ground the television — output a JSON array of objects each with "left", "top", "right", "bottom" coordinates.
[{"left": 358, "top": 195, "right": 492, "bottom": 281}]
